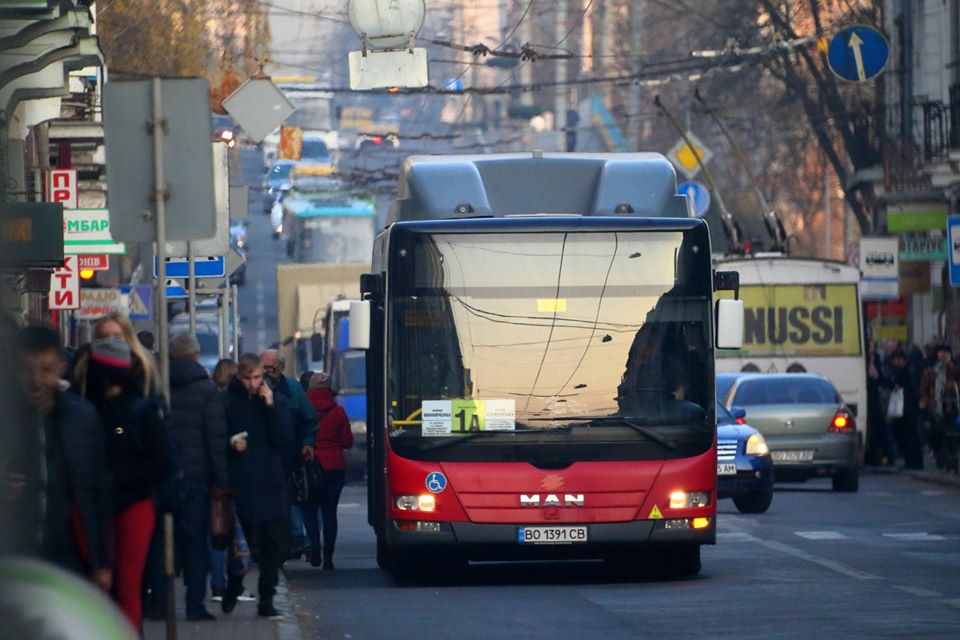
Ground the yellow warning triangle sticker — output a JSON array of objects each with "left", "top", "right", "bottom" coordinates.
[{"left": 648, "top": 505, "right": 663, "bottom": 519}]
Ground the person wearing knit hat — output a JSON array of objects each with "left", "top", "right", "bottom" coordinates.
[
  {"left": 309, "top": 372, "right": 331, "bottom": 390},
  {"left": 83, "top": 336, "right": 175, "bottom": 632},
  {"left": 305, "top": 370, "right": 352, "bottom": 570}
]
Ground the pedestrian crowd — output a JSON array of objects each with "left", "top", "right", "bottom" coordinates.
[
  {"left": 866, "top": 338, "right": 960, "bottom": 473},
  {"left": 0, "top": 311, "right": 354, "bottom": 635}
]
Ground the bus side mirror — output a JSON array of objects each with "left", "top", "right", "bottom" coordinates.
[
  {"left": 716, "top": 299, "right": 744, "bottom": 350},
  {"left": 349, "top": 301, "right": 371, "bottom": 350},
  {"left": 360, "top": 272, "right": 383, "bottom": 300},
  {"left": 310, "top": 333, "right": 324, "bottom": 361}
]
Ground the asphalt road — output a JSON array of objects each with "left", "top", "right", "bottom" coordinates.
[
  {"left": 284, "top": 472, "right": 960, "bottom": 639},
  {"left": 233, "top": 146, "right": 287, "bottom": 352}
]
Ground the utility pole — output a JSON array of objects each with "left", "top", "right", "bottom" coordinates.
[
  {"left": 555, "top": 0, "right": 568, "bottom": 150},
  {"left": 693, "top": 89, "right": 787, "bottom": 253},
  {"left": 626, "top": 1, "right": 645, "bottom": 150},
  {"left": 519, "top": 1, "right": 533, "bottom": 105},
  {"left": 654, "top": 95, "right": 743, "bottom": 251},
  {"left": 824, "top": 152, "right": 832, "bottom": 259}
]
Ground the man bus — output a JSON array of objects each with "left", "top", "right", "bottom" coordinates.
[{"left": 350, "top": 153, "right": 743, "bottom": 580}]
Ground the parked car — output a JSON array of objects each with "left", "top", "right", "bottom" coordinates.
[
  {"left": 355, "top": 132, "right": 400, "bottom": 151},
  {"left": 169, "top": 311, "right": 242, "bottom": 373},
  {"left": 719, "top": 373, "right": 859, "bottom": 492},
  {"left": 716, "top": 401, "right": 774, "bottom": 513},
  {"left": 301, "top": 135, "right": 332, "bottom": 164}
]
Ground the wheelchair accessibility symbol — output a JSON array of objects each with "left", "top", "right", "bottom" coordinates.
[{"left": 425, "top": 471, "right": 447, "bottom": 494}]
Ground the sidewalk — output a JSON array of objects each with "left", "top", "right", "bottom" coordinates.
[
  {"left": 864, "top": 452, "right": 960, "bottom": 489},
  {"left": 143, "top": 568, "right": 303, "bottom": 640}
]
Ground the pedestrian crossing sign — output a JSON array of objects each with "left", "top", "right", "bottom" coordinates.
[{"left": 119, "top": 284, "right": 153, "bottom": 320}]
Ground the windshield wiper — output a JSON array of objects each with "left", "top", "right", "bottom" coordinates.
[
  {"left": 557, "top": 416, "right": 679, "bottom": 450},
  {"left": 415, "top": 425, "right": 571, "bottom": 451}
]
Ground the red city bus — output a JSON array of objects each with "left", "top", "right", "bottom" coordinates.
[{"left": 351, "top": 153, "right": 743, "bottom": 580}]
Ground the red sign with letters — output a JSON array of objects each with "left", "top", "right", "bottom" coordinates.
[
  {"left": 77, "top": 254, "right": 109, "bottom": 270},
  {"left": 49, "top": 255, "right": 80, "bottom": 310},
  {"left": 45, "top": 169, "right": 78, "bottom": 209}
]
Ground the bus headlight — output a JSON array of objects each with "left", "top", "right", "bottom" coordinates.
[
  {"left": 395, "top": 495, "right": 436, "bottom": 512},
  {"left": 669, "top": 491, "right": 710, "bottom": 509},
  {"left": 745, "top": 433, "right": 770, "bottom": 456}
]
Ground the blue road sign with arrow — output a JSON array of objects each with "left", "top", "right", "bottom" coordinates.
[
  {"left": 827, "top": 25, "right": 889, "bottom": 82},
  {"left": 677, "top": 181, "right": 711, "bottom": 218},
  {"left": 948, "top": 215, "right": 960, "bottom": 287}
]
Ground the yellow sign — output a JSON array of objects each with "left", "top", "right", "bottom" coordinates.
[
  {"left": 648, "top": 505, "right": 663, "bottom": 519},
  {"left": 452, "top": 399, "right": 484, "bottom": 432},
  {"left": 537, "top": 298, "right": 567, "bottom": 313},
  {"left": 721, "top": 284, "right": 861, "bottom": 357},
  {"left": 675, "top": 143, "right": 706, "bottom": 173},
  {"left": 667, "top": 131, "right": 713, "bottom": 179}
]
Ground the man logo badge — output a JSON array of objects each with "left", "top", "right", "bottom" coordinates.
[{"left": 520, "top": 494, "right": 584, "bottom": 507}]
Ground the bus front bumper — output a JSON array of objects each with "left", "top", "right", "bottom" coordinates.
[{"left": 386, "top": 518, "right": 715, "bottom": 559}]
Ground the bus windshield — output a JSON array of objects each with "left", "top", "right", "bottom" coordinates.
[
  {"left": 290, "top": 214, "right": 374, "bottom": 263},
  {"left": 387, "top": 227, "right": 716, "bottom": 463}
]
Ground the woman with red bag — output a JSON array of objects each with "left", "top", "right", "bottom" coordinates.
[{"left": 305, "top": 372, "right": 353, "bottom": 570}]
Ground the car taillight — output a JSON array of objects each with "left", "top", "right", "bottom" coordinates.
[
  {"left": 735, "top": 416, "right": 746, "bottom": 425},
  {"left": 372, "top": 136, "right": 383, "bottom": 144},
  {"left": 829, "top": 410, "right": 854, "bottom": 433}
]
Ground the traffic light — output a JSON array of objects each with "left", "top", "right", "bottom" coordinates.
[{"left": 79, "top": 269, "right": 96, "bottom": 281}]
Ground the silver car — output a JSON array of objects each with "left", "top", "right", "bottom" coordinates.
[{"left": 719, "top": 373, "right": 859, "bottom": 492}]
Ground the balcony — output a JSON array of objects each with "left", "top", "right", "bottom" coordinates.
[{"left": 882, "top": 86, "right": 960, "bottom": 196}]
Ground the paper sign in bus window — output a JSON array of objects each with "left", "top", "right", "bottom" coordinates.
[
  {"left": 421, "top": 401, "right": 452, "bottom": 437},
  {"left": 451, "top": 399, "right": 484, "bottom": 432},
  {"left": 485, "top": 399, "right": 516, "bottom": 431}
]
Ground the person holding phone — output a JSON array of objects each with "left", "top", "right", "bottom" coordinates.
[{"left": 222, "top": 353, "right": 293, "bottom": 620}]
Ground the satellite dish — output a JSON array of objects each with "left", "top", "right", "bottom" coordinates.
[{"left": 348, "top": 0, "right": 426, "bottom": 50}]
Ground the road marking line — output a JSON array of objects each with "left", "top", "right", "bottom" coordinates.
[
  {"left": 795, "top": 531, "right": 847, "bottom": 540},
  {"left": 943, "top": 599, "right": 960, "bottom": 609},
  {"left": 717, "top": 532, "right": 754, "bottom": 542},
  {"left": 756, "top": 539, "right": 883, "bottom": 580},
  {"left": 881, "top": 532, "right": 946, "bottom": 541},
  {"left": 723, "top": 528, "right": 883, "bottom": 580},
  {"left": 894, "top": 585, "right": 942, "bottom": 597},
  {"left": 920, "top": 490, "right": 947, "bottom": 496}
]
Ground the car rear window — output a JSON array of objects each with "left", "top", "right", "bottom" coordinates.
[
  {"left": 716, "top": 375, "right": 737, "bottom": 402},
  {"left": 733, "top": 378, "right": 840, "bottom": 406}
]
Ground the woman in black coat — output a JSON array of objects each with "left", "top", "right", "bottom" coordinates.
[{"left": 84, "top": 338, "right": 174, "bottom": 631}]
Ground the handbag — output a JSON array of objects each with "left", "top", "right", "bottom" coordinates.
[
  {"left": 228, "top": 511, "right": 252, "bottom": 577},
  {"left": 290, "top": 459, "right": 325, "bottom": 506},
  {"left": 886, "top": 387, "right": 904, "bottom": 420},
  {"left": 210, "top": 488, "right": 235, "bottom": 550}
]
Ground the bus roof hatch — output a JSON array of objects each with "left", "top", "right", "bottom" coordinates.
[{"left": 388, "top": 152, "right": 691, "bottom": 224}]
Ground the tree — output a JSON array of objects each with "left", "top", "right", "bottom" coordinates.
[
  {"left": 756, "top": 0, "right": 882, "bottom": 235},
  {"left": 97, "top": 0, "right": 270, "bottom": 93}
]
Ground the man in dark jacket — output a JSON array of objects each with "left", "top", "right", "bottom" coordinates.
[
  {"left": 3, "top": 326, "right": 112, "bottom": 588},
  {"left": 169, "top": 333, "right": 229, "bottom": 621},
  {"left": 260, "top": 349, "right": 317, "bottom": 559},
  {"left": 222, "top": 353, "right": 293, "bottom": 620}
]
